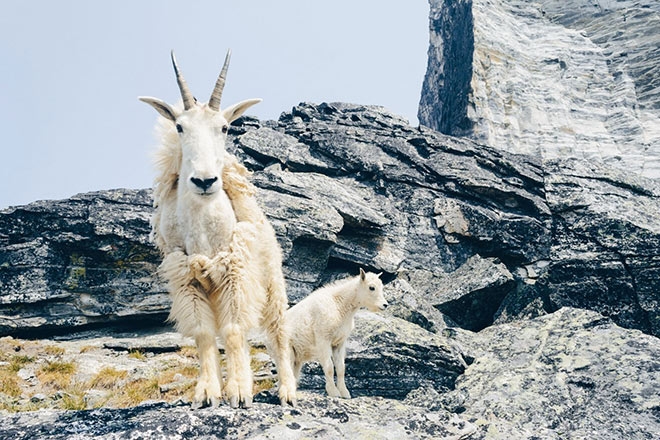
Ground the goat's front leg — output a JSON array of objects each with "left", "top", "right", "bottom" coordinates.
[
  {"left": 193, "top": 333, "right": 223, "bottom": 409},
  {"left": 332, "top": 342, "right": 351, "bottom": 399},
  {"left": 159, "top": 251, "right": 222, "bottom": 408},
  {"left": 319, "top": 345, "right": 341, "bottom": 398},
  {"left": 221, "top": 323, "right": 253, "bottom": 408}
]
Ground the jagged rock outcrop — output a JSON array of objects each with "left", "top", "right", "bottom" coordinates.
[
  {"left": 0, "top": 102, "right": 553, "bottom": 337},
  {"left": 1, "top": 1, "right": 659, "bottom": 437},
  {"left": 298, "top": 313, "right": 466, "bottom": 399},
  {"left": 1, "top": 66, "right": 659, "bottom": 440},
  {"left": 419, "top": 0, "right": 660, "bottom": 178},
  {"left": 2, "top": 102, "right": 659, "bottom": 339},
  {"left": 0, "top": 190, "right": 167, "bottom": 336},
  {"left": 494, "top": 157, "right": 660, "bottom": 335}
]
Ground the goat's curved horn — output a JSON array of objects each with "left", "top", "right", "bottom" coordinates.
[
  {"left": 208, "top": 49, "right": 231, "bottom": 111},
  {"left": 170, "top": 50, "right": 194, "bottom": 110}
]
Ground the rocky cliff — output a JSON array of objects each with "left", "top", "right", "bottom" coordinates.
[
  {"left": 3, "top": 103, "right": 659, "bottom": 338},
  {"left": 1, "top": 102, "right": 659, "bottom": 438},
  {"left": 419, "top": 0, "right": 660, "bottom": 179},
  {"left": 2, "top": 1, "right": 660, "bottom": 436}
]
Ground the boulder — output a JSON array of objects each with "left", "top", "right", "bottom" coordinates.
[
  {"left": 418, "top": 0, "right": 660, "bottom": 336},
  {"left": 446, "top": 307, "right": 660, "bottom": 439},
  {"left": 296, "top": 312, "right": 467, "bottom": 399},
  {"left": 0, "top": 190, "right": 167, "bottom": 336}
]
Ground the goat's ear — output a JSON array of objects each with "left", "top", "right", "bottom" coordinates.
[
  {"left": 222, "top": 98, "right": 262, "bottom": 123},
  {"left": 139, "top": 96, "right": 178, "bottom": 122},
  {"left": 360, "top": 268, "right": 366, "bottom": 281}
]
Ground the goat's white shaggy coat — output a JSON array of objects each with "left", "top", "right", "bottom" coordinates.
[
  {"left": 285, "top": 269, "right": 387, "bottom": 398},
  {"left": 141, "top": 53, "right": 296, "bottom": 408}
]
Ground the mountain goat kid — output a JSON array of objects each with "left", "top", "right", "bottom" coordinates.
[{"left": 285, "top": 269, "right": 387, "bottom": 399}]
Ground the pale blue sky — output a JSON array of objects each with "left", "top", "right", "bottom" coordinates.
[{"left": 0, "top": 1, "right": 429, "bottom": 209}]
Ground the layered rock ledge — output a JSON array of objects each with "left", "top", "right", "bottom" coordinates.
[{"left": 2, "top": 103, "right": 659, "bottom": 338}]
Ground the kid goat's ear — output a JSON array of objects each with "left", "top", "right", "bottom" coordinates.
[
  {"left": 360, "top": 268, "right": 366, "bottom": 281},
  {"left": 139, "top": 96, "right": 178, "bottom": 123}
]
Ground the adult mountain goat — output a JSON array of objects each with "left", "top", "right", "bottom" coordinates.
[{"left": 139, "top": 51, "right": 296, "bottom": 409}]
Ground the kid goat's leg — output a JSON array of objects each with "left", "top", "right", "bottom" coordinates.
[
  {"left": 320, "top": 345, "right": 341, "bottom": 398},
  {"left": 332, "top": 342, "right": 351, "bottom": 399},
  {"left": 160, "top": 251, "right": 222, "bottom": 409}
]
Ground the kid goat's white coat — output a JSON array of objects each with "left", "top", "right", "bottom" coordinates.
[
  {"left": 285, "top": 269, "right": 388, "bottom": 398},
  {"left": 140, "top": 51, "right": 296, "bottom": 409}
]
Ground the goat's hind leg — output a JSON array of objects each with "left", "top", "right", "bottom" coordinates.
[{"left": 261, "top": 286, "right": 297, "bottom": 406}]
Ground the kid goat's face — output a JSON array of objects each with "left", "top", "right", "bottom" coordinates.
[{"left": 360, "top": 270, "right": 388, "bottom": 312}]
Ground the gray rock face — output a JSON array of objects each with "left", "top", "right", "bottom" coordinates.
[
  {"left": 1, "top": 308, "right": 656, "bottom": 440},
  {"left": 297, "top": 313, "right": 467, "bottom": 399},
  {"left": 2, "top": 102, "right": 660, "bottom": 339},
  {"left": 448, "top": 307, "right": 660, "bottom": 439},
  {"left": 419, "top": 0, "right": 660, "bottom": 179},
  {"left": 1, "top": 1, "right": 659, "bottom": 437},
  {"left": 0, "top": 190, "right": 167, "bottom": 336},
  {"left": 1, "top": 102, "right": 555, "bottom": 337},
  {"left": 0, "top": 393, "right": 476, "bottom": 440}
]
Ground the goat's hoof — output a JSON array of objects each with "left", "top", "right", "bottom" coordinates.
[
  {"left": 241, "top": 396, "right": 253, "bottom": 409},
  {"left": 191, "top": 399, "right": 205, "bottom": 410},
  {"left": 278, "top": 382, "right": 297, "bottom": 407},
  {"left": 229, "top": 396, "right": 239, "bottom": 409},
  {"left": 191, "top": 396, "right": 221, "bottom": 410},
  {"left": 280, "top": 396, "right": 297, "bottom": 407},
  {"left": 189, "top": 255, "right": 211, "bottom": 276}
]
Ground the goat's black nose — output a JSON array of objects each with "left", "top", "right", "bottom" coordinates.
[{"left": 191, "top": 177, "right": 218, "bottom": 192}]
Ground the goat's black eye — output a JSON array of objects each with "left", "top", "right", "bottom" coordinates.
[
  {"left": 176, "top": 124, "right": 183, "bottom": 133},
  {"left": 221, "top": 125, "right": 228, "bottom": 134},
  {"left": 369, "top": 286, "right": 375, "bottom": 291}
]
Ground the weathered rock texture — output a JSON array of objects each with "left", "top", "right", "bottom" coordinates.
[
  {"left": 0, "top": 393, "right": 476, "bottom": 440},
  {"left": 2, "top": 103, "right": 659, "bottom": 438},
  {"left": 2, "top": 102, "right": 660, "bottom": 339},
  {"left": 0, "top": 190, "right": 166, "bottom": 336},
  {"left": 449, "top": 307, "right": 660, "bottom": 439},
  {"left": 1, "top": 2, "right": 659, "bottom": 438},
  {"left": 419, "top": 0, "right": 660, "bottom": 179},
  {"left": 1, "top": 308, "right": 657, "bottom": 440}
]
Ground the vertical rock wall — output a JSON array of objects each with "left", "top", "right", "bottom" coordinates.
[
  {"left": 418, "top": 0, "right": 474, "bottom": 136},
  {"left": 419, "top": 0, "right": 660, "bottom": 178}
]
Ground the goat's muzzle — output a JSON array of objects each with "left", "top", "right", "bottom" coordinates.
[{"left": 191, "top": 176, "right": 219, "bottom": 194}]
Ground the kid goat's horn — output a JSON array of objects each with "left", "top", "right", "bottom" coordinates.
[
  {"left": 170, "top": 50, "right": 195, "bottom": 110},
  {"left": 208, "top": 49, "right": 231, "bottom": 111}
]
